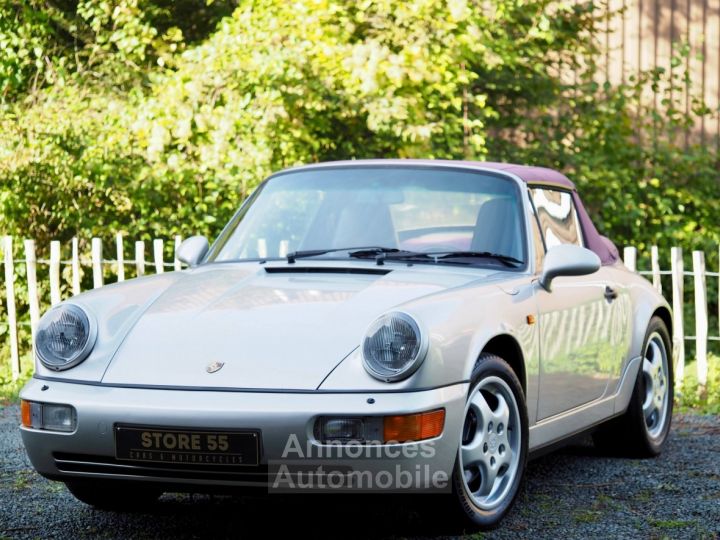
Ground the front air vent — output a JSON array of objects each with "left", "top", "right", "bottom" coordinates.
[
  {"left": 264, "top": 266, "right": 391, "bottom": 276},
  {"left": 53, "top": 452, "right": 267, "bottom": 482}
]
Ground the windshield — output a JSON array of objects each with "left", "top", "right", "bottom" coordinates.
[{"left": 208, "top": 166, "right": 527, "bottom": 267}]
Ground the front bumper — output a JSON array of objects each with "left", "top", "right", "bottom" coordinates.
[{"left": 20, "top": 378, "right": 468, "bottom": 493}]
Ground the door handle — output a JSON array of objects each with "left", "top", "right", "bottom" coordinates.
[{"left": 604, "top": 286, "right": 618, "bottom": 301}]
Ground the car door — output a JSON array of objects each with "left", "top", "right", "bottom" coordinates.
[
  {"left": 599, "top": 264, "right": 634, "bottom": 397},
  {"left": 530, "top": 187, "right": 618, "bottom": 420}
]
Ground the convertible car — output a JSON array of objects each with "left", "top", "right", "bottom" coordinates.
[{"left": 20, "top": 160, "right": 673, "bottom": 529}]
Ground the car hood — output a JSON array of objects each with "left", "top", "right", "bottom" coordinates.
[{"left": 101, "top": 262, "right": 496, "bottom": 390}]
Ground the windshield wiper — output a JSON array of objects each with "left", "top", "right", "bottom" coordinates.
[
  {"left": 348, "top": 248, "right": 430, "bottom": 265},
  {"left": 286, "top": 246, "right": 398, "bottom": 263},
  {"left": 352, "top": 249, "right": 523, "bottom": 268},
  {"left": 429, "top": 251, "right": 524, "bottom": 268},
  {"left": 287, "top": 247, "right": 523, "bottom": 268}
]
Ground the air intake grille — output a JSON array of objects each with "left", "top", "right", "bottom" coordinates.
[
  {"left": 264, "top": 266, "right": 390, "bottom": 275},
  {"left": 53, "top": 452, "right": 268, "bottom": 483}
]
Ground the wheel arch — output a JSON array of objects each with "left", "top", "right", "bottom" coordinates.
[
  {"left": 652, "top": 305, "right": 673, "bottom": 340},
  {"left": 481, "top": 334, "right": 527, "bottom": 397}
]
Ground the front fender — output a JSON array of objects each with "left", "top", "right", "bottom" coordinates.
[
  {"left": 32, "top": 273, "right": 185, "bottom": 383},
  {"left": 319, "top": 277, "right": 540, "bottom": 420}
]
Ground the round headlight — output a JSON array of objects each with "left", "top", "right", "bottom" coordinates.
[
  {"left": 36, "top": 304, "right": 96, "bottom": 371},
  {"left": 362, "top": 312, "right": 427, "bottom": 382}
]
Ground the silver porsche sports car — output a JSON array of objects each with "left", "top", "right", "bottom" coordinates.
[{"left": 20, "top": 160, "right": 673, "bottom": 529}]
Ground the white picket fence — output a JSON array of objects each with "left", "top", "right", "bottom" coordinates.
[
  {"left": 1, "top": 237, "right": 718, "bottom": 391},
  {"left": 1, "top": 234, "right": 183, "bottom": 381},
  {"left": 622, "top": 246, "right": 718, "bottom": 392}
]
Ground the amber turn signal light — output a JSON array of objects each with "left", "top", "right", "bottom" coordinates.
[
  {"left": 21, "top": 399, "right": 31, "bottom": 428},
  {"left": 383, "top": 409, "right": 445, "bottom": 443}
]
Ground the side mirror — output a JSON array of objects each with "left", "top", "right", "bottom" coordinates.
[
  {"left": 176, "top": 236, "right": 209, "bottom": 267},
  {"left": 539, "top": 244, "right": 601, "bottom": 292}
]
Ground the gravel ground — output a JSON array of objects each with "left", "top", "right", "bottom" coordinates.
[{"left": 1, "top": 404, "right": 718, "bottom": 540}]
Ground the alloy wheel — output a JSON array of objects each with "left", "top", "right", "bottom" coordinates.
[
  {"left": 459, "top": 376, "right": 522, "bottom": 511},
  {"left": 641, "top": 332, "right": 670, "bottom": 439}
]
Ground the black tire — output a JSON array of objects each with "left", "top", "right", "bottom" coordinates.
[
  {"left": 450, "top": 353, "right": 529, "bottom": 530},
  {"left": 66, "top": 480, "right": 162, "bottom": 510},
  {"left": 592, "top": 316, "right": 673, "bottom": 457}
]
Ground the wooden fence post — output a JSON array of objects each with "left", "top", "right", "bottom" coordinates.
[
  {"left": 257, "top": 238, "right": 267, "bottom": 258},
  {"left": 24, "top": 240, "right": 40, "bottom": 348},
  {"left": 153, "top": 239, "right": 164, "bottom": 274},
  {"left": 670, "top": 247, "right": 685, "bottom": 389},
  {"left": 50, "top": 240, "right": 61, "bottom": 305},
  {"left": 279, "top": 240, "right": 289, "bottom": 258},
  {"left": 692, "top": 250, "right": 708, "bottom": 392},
  {"left": 91, "top": 237, "right": 103, "bottom": 288},
  {"left": 116, "top": 233, "right": 125, "bottom": 282},
  {"left": 4, "top": 236, "right": 20, "bottom": 380},
  {"left": 135, "top": 241, "right": 145, "bottom": 276},
  {"left": 71, "top": 237, "right": 81, "bottom": 296},
  {"left": 623, "top": 246, "right": 637, "bottom": 272},
  {"left": 174, "top": 235, "right": 182, "bottom": 271},
  {"left": 650, "top": 245, "right": 662, "bottom": 293}
]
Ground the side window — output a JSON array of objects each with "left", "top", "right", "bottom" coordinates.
[{"left": 530, "top": 188, "right": 583, "bottom": 249}]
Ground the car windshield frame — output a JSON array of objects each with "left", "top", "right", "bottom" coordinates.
[{"left": 204, "top": 164, "right": 530, "bottom": 272}]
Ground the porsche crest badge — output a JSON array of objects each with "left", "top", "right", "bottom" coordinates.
[{"left": 206, "top": 361, "right": 225, "bottom": 374}]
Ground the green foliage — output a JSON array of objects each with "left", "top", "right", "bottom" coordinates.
[
  {"left": 677, "top": 356, "right": 720, "bottom": 415},
  {"left": 0, "top": 324, "right": 32, "bottom": 404},
  {"left": 0, "top": 0, "right": 715, "bottom": 253},
  {"left": 490, "top": 45, "right": 720, "bottom": 255},
  {"left": 0, "top": 0, "right": 602, "bottom": 248},
  {"left": 0, "top": 1, "right": 67, "bottom": 101}
]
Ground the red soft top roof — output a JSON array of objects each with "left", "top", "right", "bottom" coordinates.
[
  {"left": 460, "top": 161, "right": 576, "bottom": 189},
  {"left": 289, "top": 159, "right": 576, "bottom": 189}
]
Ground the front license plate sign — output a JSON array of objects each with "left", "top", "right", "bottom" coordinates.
[{"left": 115, "top": 425, "right": 259, "bottom": 466}]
